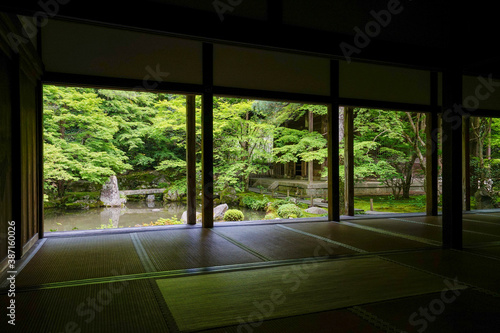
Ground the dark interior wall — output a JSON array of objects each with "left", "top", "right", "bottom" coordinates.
[
  {"left": 0, "top": 50, "right": 13, "bottom": 263},
  {"left": 19, "top": 71, "right": 38, "bottom": 246},
  {"left": 0, "top": 14, "right": 42, "bottom": 265}
]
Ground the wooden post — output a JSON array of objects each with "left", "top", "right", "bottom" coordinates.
[
  {"left": 186, "top": 94, "right": 197, "bottom": 225},
  {"left": 426, "top": 72, "right": 439, "bottom": 216},
  {"left": 308, "top": 110, "right": 314, "bottom": 183},
  {"left": 327, "top": 60, "right": 340, "bottom": 222},
  {"left": 344, "top": 107, "right": 355, "bottom": 216},
  {"left": 442, "top": 68, "right": 463, "bottom": 249},
  {"left": 201, "top": 43, "right": 214, "bottom": 228},
  {"left": 462, "top": 117, "right": 471, "bottom": 211},
  {"left": 36, "top": 79, "right": 44, "bottom": 239},
  {"left": 370, "top": 199, "right": 374, "bottom": 211},
  {"left": 425, "top": 112, "right": 439, "bottom": 216}
]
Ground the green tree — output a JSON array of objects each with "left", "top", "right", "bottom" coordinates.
[
  {"left": 213, "top": 98, "right": 274, "bottom": 192},
  {"left": 44, "top": 86, "right": 131, "bottom": 197},
  {"left": 352, "top": 109, "right": 427, "bottom": 199}
]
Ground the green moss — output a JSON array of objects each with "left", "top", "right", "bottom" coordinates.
[
  {"left": 64, "top": 192, "right": 101, "bottom": 202},
  {"left": 126, "top": 194, "right": 146, "bottom": 202},
  {"left": 354, "top": 195, "right": 427, "bottom": 213},
  {"left": 224, "top": 209, "right": 245, "bottom": 221},
  {"left": 64, "top": 202, "right": 89, "bottom": 210},
  {"left": 44, "top": 201, "right": 57, "bottom": 209},
  {"left": 117, "top": 171, "right": 168, "bottom": 190},
  {"left": 277, "top": 204, "right": 303, "bottom": 218},
  {"left": 238, "top": 192, "right": 271, "bottom": 211},
  {"left": 45, "top": 191, "right": 102, "bottom": 209}
]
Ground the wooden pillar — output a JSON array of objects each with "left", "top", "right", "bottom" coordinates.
[
  {"left": 442, "top": 68, "right": 463, "bottom": 249},
  {"left": 186, "top": 94, "right": 197, "bottom": 225},
  {"left": 308, "top": 110, "right": 314, "bottom": 183},
  {"left": 37, "top": 79, "right": 44, "bottom": 238},
  {"left": 328, "top": 60, "right": 340, "bottom": 221},
  {"left": 202, "top": 43, "right": 214, "bottom": 228},
  {"left": 426, "top": 72, "right": 439, "bottom": 216},
  {"left": 344, "top": 107, "right": 355, "bottom": 216},
  {"left": 462, "top": 117, "right": 471, "bottom": 211}
]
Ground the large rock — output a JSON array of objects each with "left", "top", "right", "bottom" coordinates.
[
  {"left": 305, "top": 207, "right": 328, "bottom": 215},
  {"left": 213, "top": 204, "right": 229, "bottom": 220},
  {"left": 146, "top": 194, "right": 155, "bottom": 202},
  {"left": 181, "top": 210, "right": 201, "bottom": 223},
  {"left": 164, "top": 190, "right": 179, "bottom": 202},
  {"left": 100, "top": 207, "right": 125, "bottom": 228},
  {"left": 100, "top": 176, "right": 126, "bottom": 207},
  {"left": 181, "top": 204, "right": 229, "bottom": 223}
]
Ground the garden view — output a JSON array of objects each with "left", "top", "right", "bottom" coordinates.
[{"left": 42, "top": 86, "right": 500, "bottom": 232}]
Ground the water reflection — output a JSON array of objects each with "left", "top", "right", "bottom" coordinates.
[{"left": 44, "top": 201, "right": 267, "bottom": 232}]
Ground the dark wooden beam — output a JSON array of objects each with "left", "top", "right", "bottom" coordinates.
[
  {"left": 202, "top": 43, "right": 214, "bottom": 228},
  {"left": 213, "top": 86, "right": 330, "bottom": 105},
  {"left": 36, "top": 79, "right": 44, "bottom": 238},
  {"left": 0, "top": 1, "right": 447, "bottom": 69},
  {"left": 43, "top": 72, "right": 203, "bottom": 95},
  {"left": 339, "top": 98, "right": 434, "bottom": 113},
  {"left": 425, "top": 112, "right": 439, "bottom": 216},
  {"left": 441, "top": 68, "right": 463, "bottom": 249},
  {"left": 37, "top": 21, "right": 44, "bottom": 239},
  {"left": 462, "top": 117, "right": 471, "bottom": 211},
  {"left": 328, "top": 60, "right": 340, "bottom": 221},
  {"left": 468, "top": 109, "right": 500, "bottom": 118},
  {"left": 267, "top": 0, "right": 283, "bottom": 26},
  {"left": 426, "top": 72, "right": 439, "bottom": 216},
  {"left": 186, "top": 94, "right": 197, "bottom": 225},
  {"left": 344, "top": 107, "right": 355, "bottom": 217}
]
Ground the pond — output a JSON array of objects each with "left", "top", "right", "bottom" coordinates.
[{"left": 44, "top": 201, "right": 267, "bottom": 232}]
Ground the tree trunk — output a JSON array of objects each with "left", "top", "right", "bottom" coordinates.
[
  {"left": 402, "top": 154, "right": 417, "bottom": 199},
  {"left": 57, "top": 180, "right": 66, "bottom": 198}
]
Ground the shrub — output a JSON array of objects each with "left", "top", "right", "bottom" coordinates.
[
  {"left": 135, "top": 217, "right": 183, "bottom": 227},
  {"left": 224, "top": 209, "right": 244, "bottom": 221},
  {"left": 241, "top": 195, "right": 268, "bottom": 211},
  {"left": 268, "top": 199, "right": 289, "bottom": 212},
  {"left": 277, "top": 204, "right": 303, "bottom": 219},
  {"left": 264, "top": 212, "right": 278, "bottom": 220}
]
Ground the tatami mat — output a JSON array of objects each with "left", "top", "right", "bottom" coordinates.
[
  {"left": 382, "top": 249, "right": 500, "bottom": 294},
  {"left": 155, "top": 257, "right": 465, "bottom": 331},
  {"left": 466, "top": 245, "right": 500, "bottom": 260},
  {"left": 15, "top": 234, "right": 145, "bottom": 287},
  {"left": 352, "top": 218, "right": 500, "bottom": 245},
  {"left": 137, "top": 229, "right": 263, "bottom": 271},
  {"left": 214, "top": 224, "right": 357, "bottom": 259},
  {"left": 351, "top": 219, "right": 443, "bottom": 241},
  {"left": 464, "top": 213, "right": 500, "bottom": 224},
  {"left": 198, "top": 309, "right": 385, "bottom": 333},
  {"left": 0, "top": 279, "right": 169, "bottom": 333},
  {"left": 285, "top": 221, "right": 432, "bottom": 252},
  {"left": 360, "top": 289, "right": 500, "bottom": 333}
]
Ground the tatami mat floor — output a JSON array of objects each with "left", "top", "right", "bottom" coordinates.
[{"left": 1, "top": 212, "right": 499, "bottom": 332}]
